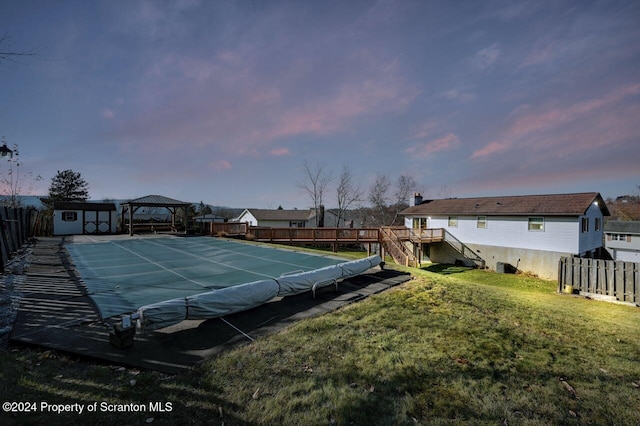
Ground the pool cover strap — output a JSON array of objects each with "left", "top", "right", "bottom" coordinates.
[{"left": 139, "top": 255, "right": 381, "bottom": 330}]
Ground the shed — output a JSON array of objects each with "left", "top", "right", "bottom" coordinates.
[{"left": 53, "top": 202, "right": 117, "bottom": 236}]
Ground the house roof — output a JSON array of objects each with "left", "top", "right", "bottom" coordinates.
[
  {"left": 401, "top": 192, "right": 610, "bottom": 217},
  {"left": 53, "top": 202, "right": 116, "bottom": 211},
  {"left": 604, "top": 220, "right": 640, "bottom": 234},
  {"left": 242, "top": 208, "right": 316, "bottom": 221}
]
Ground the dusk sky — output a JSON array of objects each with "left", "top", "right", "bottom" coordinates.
[{"left": 1, "top": 0, "right": 638, "bottom": 209}]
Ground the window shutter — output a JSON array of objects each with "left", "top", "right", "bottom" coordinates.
[
  {"left": 607, "top": 234, "right": 611, "bottom": 241},
  {"left": 628, "top": 235, "right": 632, "bottom": 243}
]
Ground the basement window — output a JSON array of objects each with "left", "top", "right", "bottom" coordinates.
[
  {"left": 62, "top": 211, "right": 78, "bottom": 222},
  {"left": 528, "top": 217, "right": 544, "bottom": 231}
]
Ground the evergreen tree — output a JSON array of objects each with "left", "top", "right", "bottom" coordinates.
[{"left": 48, "top": 169, "right": 89, "bottom": 202}]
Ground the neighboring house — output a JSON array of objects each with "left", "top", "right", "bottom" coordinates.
[
  {"left": 235, "top": 208, "right": 317, "bottom": 228},
  {"left": 53, "top": 202, "right": 117, "bottom": 236},
  {"left": 400, "top": 192, "right": 610, "bottom": 279},
  {"left": 324, "top": 208, "right": 360, "bottom": 228},
  {"left": 604, "top": 221, "right": 640, "bottom": 262}
]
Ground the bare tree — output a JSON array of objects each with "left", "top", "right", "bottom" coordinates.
[
  {"left": 368, "top": 173, "right": 418, "bottom": 226},
  {"left": 390, "top": 174, "right": 417, "bottom": 225},
  {"left": 0, "top": 32, "right": 40, "bottom": 66},
  {"left": 298, "top": 160, "right": 333, "bottom": 226},
  {"left": 368, "top": 174, "right": 391, "bottom": 226},
  {"left": 0, "top": 139, "right": 43, "bottom": 208},
  {"left": 335, "top": 165, "right": 363, "bottom": 228},
  {"left": 437, "top": 184, "right": 453, "bottom": 199}
]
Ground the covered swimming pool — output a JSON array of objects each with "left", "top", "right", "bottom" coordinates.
[{"left": 66, "top": 236, "right": 381, "bottom": 329}]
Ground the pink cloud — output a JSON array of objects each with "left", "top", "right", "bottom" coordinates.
[
  {"left": 101, "top": 108, "right": 115, "bottom": 119},
  {"left": 269, "top": 147, "right": 290, "bottom": 156},
  {"left": 521, "top": 42, "right": 555, "bottom": 67},
  {"left": 208, "top": 160, "right": 233, "bottom": 171},
  {"left": 443, "top": 88, "right": 475, "bottom": 102},
  {"left": 254, "top": 77, "right": 417, "bottom": 142},
  {"left": 406, "top": 133, "right": 460, "bottom": 158},
  {"left": 472, "top": 43, "right": 500, "bottom": 70},
  {"left": 120, "top": 39, "right": 418, "bottom": 159},
  {"left": 470, "top": 141, "right": 510, "bottom": 159},
  {"left": 471, "top": 83, "right": 640, "bottom": 160}
]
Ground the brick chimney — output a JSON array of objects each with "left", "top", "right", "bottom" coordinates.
[{"left": 410, "top": 193, "right": 423, "bottom": 207}]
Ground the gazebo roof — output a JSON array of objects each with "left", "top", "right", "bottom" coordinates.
[
  {"left": 121, "top": 195, "right": 191, "bottom": 208},
  {"left": 121, "top": 195, "right": 191, "bottom": 236}
]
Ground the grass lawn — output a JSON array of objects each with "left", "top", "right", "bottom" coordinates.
[{"left": 1, "top": 261, "right": 639, "bottom": 425}]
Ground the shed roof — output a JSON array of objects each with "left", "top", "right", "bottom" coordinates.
[
  {"left": 401, "top": 192, "right": 610, "bottom": 217},
  {"left": 243, "top": 208, "right": 316, "bottom": 221},
  {"left": 604, "top": 220, "right": 640, "bottom": 234},
  {"left": 53, "top": 202, "right": 116, "bottom": 211}
]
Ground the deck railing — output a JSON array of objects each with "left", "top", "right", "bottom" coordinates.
[
  {"left": 211, "top": 222, "right": 250, "bottom": 236},
  {"left": 250, "top": 227, "right": 380, "bottom": 243},
  {"left": 210, "top": 223, "right": 481, "bottom": 269}
]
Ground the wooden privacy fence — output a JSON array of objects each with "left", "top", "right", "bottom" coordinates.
[
  {"left": 558, "top": 256, "right": 640, "bottom": 305},
  {"left": 0, "top": 207, "right": 40, "bottom": 273}
]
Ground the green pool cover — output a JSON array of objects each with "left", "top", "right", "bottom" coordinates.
[{"left": 65, "top": 237, "right": 347, "bottom": 319}]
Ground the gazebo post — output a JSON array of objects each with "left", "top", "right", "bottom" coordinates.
[{"left": 129, "top": 207, "right": 134, "bottom": 236}]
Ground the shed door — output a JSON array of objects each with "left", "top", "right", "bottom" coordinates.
[{"left": 84, "top": 210, "right": 112, "bottom": 234}]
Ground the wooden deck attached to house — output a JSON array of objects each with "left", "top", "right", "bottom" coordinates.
[
  {"left": 210, "top": 223, "right": 451, "bottom": 266},
  {"left": 387, "top": 227, "right": 445, "bottom": 243},
  {"left": 211, "top": 223, "right": 444, "bottom": 244}
]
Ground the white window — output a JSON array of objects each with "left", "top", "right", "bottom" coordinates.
[
  {"left": 611, "top": 234, "right": 628, "bottom": 241},
  {"left": 62, "top": 211, "right": 78, "bottom": 222},
  {"left": 448, "top": 216, "right": 458, "bottom": 227},
  {"left": 528, "top": 217, "right": 544, "bottom": 231},
  {"left": 477, "top": 216, "right": 487, "bottom": 229},
  {"left": 413, "top": 218, "right": 427, "bottom": 229}
]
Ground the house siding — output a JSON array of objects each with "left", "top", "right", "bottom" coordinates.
[
  {"left": 578, "top": 203, "right": 605, "bottom": 255},
  {"left": 407, "top": 214, "right": 580, "bottom": 253},
  {"left": 402, "top": 192, "right": 608, "bottom": 279},
  {"left": 605, "top": 231, "right": 640, "bottom": 262},
  {"left": 53, "top": 209, "right": 84, "bottom": 235},
  {"left": 53, "top": 206, "right": 117, "bottom": 236},
  {"left": 237, "top": 211, "right": 258, "bottom": 226}
]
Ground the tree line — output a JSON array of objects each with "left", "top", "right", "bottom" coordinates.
[{"left": 298, "top": 160, "right": 427, "bottom": 227}]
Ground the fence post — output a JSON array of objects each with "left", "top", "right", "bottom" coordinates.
[
  {"left": 557, "top": 257, "right": 565, "bottom": 293},
  {"left": 633, "top": 263, "right": 640, "bottom": 306}
]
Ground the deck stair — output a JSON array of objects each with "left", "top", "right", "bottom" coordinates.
[
  {"left": 442, "top": 230, "right": 485, "bottom": 268},
  {"left": 380, "top": 226, "right": 419, "bottom": 267}
]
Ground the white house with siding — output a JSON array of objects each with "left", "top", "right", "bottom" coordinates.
[
  {"left": 53, "top": 202, "right": 117, "bottom": 236},
  {"left": 604, "top": 221, "right": 640, "bottom": 262},
  {"left": 235, "top": 208, "right": 317, "bottom": 228},
  {"left": 400, "top": 192, "right": 610, "bottom": 279}
]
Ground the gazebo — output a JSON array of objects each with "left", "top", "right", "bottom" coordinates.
[{"left": 120, "top": 195, "right": 192, "bottom": 236}]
